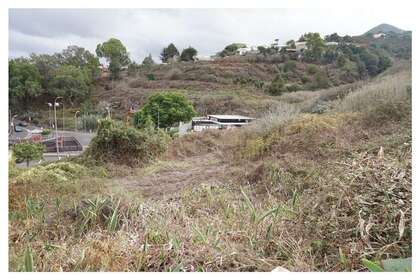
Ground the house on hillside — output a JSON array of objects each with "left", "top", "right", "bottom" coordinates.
[
  {"left": 373, "top": 33, "right": 386, "bottom": 39},
  {"left": 194, "top": 55, "right": 214, "bottom": 62},
  {"left": 325, "top": 41, "right": 339, "bottom": 46},
  {"left": 178, "top": 114, "right": 255, "bottom": 135},
  {"left": 286, "top": 41, "right": 307, "bottom": 53}
]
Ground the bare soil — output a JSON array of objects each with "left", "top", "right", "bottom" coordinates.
[{"left": 110, "top": 153, "right": 232, "bottom": 198}]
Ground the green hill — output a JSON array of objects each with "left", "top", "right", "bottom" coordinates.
[{"left": 364, "top": 23, "right": 405, "bottom": 35}]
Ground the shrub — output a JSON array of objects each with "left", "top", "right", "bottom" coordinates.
[
  {"left": 165, "top": 68, "right": 183, "bottom": 80},
  {"left": 86, "top": 119, "right": 170, "bottom": 166},
  {"left": 12, "top": 143, "right": 44, "bottom": 167},
  {"left": 146, "top": 73, "right": 155, "bottom": 81},
  {"left": 311, "top": 71, "right": 330, "bottom": 90},
  {"left": 283, "top": 60, "right": 297, "bottom": 72},
  {"left": 267, "top": 75, "right": 285, "bottom": 96},
  {"left": 41, "top": 129, "right": 51, "bottom": 136},
  {"left": 12, "top": 161, "right": 89, "bottom": 185},
  {"left": 306, "top": 65, "right": 318, "bottom": 75},
  {"left": 286, "top": 84, "right": 302, "bottom": 92},
  {"left": 79, "top": 114, "right": 100, "bottom": 131}
]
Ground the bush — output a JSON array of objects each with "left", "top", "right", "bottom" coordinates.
[
  {"left": 283, "top": 60, "right": 297, "bottom": 72},
  {"left": 79, "top": 114, "right": 100, "bottom": 131},
  {"left": 12, "top": 161, "right": 89, "bottom": 185},
  {"left": 267, "top": 75, "right": 285, "bottom": 96},
  {"left": 165, "top": 68, "right": 183, "bottom": 80},
  {"left": 86, "top": 119, "right": 170, "bottom": 166},
  {"left": 311, "top": 71, "right": 330, "bottom": 90},
  {"left": 41, "top": 129, "right": 51, "bottom": 136},
  {"left": 146, "top": 73, "right": 155, "bottom": 81},
  {"left": 286, "top": 84, "right": 302, "bottom": 92},
  {"left": 306, "top": 65, "right": 318, "bottom": 75},
  {"left": 12, "top": 143, "right": 44, "bottom": 167}
]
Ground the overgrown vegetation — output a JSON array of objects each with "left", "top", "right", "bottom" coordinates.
[{"left": 85, "top": 118, "right": 169, "bottom": 166}]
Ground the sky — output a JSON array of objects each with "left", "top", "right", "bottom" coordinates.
[{"left": 9, "top": 8, "right": 414, "bottom": 63}]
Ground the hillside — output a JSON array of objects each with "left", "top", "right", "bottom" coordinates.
[
  {"left": 364, "top": 23, "right": 405, "bottom": 35},
  {"left": 9, "top": 61, "right": 412, "bottom": 271}
]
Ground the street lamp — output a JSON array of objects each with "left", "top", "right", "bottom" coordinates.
[
  {"left": 10, "top": 114, "right": 18, "bottom": 136},
  {"left": 54, "top": 97, "right": 62, "bottom": 159},
  {"left": 47, "top": 103, "right": 53, "bottom": 128},
  {"left": 74, "top": 111, "right": 80, "bottom": 132}
]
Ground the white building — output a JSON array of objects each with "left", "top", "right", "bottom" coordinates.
[
  {"left": 191, "top": 115, "right": 255, "bottom": 132},
  {"left": 373, "top": 33, "right": 386, "bottom": 39}
]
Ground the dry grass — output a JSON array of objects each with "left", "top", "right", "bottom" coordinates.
[{"left": 9, "top": 67, "right": 411, "bottom": 272}]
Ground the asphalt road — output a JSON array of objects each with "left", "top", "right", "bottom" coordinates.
[{"left": 12, "top": 129, "right": 96, "bottom": 168}]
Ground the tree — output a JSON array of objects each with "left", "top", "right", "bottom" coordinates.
[
  {"left": 325, "top": 33, "right": 341, "bottom": 42},
  {"left": 29, "top": 53, "right": 62, "bottom": 89},
  {"left": 267, "top": 75, "right": 285, "bottom": 96},
  {"left": 60, "top": 45, "right": 100, "bottom": 80},
  {"left": 12, "top": 142, "right": 43, "bottom": 167},
  {"left": 134, "top": 92, "right": 196, "bottom": 129},
  {"left": 303, "top": 33, "right": 326, "bottom": 62},
  {"left": 219, "top": 43, "right": 247, "bottom": 57},
  {"left": 9, "top": 58, "right": 42, "bottom": 110},
  {"left": 96, "top": 38, "right": 130, "bottom": 79},
  {"left": 48, "top": 65, "right": 90, "bottom": 103},
  {"left": 180, "top": 47, "right": 198, "bottom": 62},
  {"left": 160, "top": 43, "right": 180, "bottom": 63},
  {"left": 142, "top": 54, "right": 155, "bottom": 68},
  {"left": 286, "top": 40, "right": 296, "bottom": 48}
]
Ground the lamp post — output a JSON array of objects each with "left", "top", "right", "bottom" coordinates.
[
  {"left": 47, "top": 103, "right": 53, "bottom": 128},
  {"left": 54, "top": 97, "right": 62, "bottom": 159},
  {"left": 10, "top": 114, "right": 18, "bottom": 136},
  {"left": 74, "top": 111, "right": 80, "bottom": 132}
]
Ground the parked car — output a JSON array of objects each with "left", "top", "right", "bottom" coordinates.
[
  {"left": 14, "top": 125, "right": 24, "bottom": 132},
  {"left": 17, "top": 121, "right": 28, "bottom": 127}
]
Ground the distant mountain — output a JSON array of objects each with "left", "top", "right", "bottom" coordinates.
[{"left": 364, "top": 23, "right": 405, "bottom": 35}]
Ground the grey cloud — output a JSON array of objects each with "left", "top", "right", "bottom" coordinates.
[{"left": 9, "top": 8, "right": 413, "bottom": 62}]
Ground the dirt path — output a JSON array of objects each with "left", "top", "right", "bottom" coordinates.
[{"left": 110, "top": 153, "right": 231, "bottom": 198}]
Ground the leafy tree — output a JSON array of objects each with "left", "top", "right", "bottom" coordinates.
[
  {"left": 48, "top": 65, "right": 90, "bottom": 103},
  {"left": 304, "top": 33, "right": 326, "bottom": 62},
  {"left": 12, "top": 142, "right": 43, "bottom": 167},
  {"left": 134, "top": 92, "right": 196, "bottom": 129},
  {"left": 29, "top": 53, "right": 62, "bottom": 89},
  {"left": 219, "top": 43, "right": 247, "bottom": 57},
  {"left": 9, "top": 58, "right": 42, "bottom": 110},
  {"left": 359, "top": 49, "right": 380, "bottom": 76},
  {"left": 286, "top": 40, "right": 296, "bottom": 48},
  {"left": 96, "top": 38, "right": 130, "bottom": 79},
  {"left": 60, "top": 45, "right": 100, "bottom": 80},
  {"left": 142, "top": 54, "right": 155, "bottom": 68},
  {"left": 180, "top": 47, "right": 198, "bottom": 62},
  {"left": 325, "top": 33, "right": 341, "bottom": 42},
  {"left": 342, "top": 35, "right": 353, "bottom": 43},
  {"left": 267, "top": 75, "right": 285, "bottom": 96},
  {"left": 257, "top": 45, "right": 278, "bottom": 56},
  {"left": 160, "top": 43, "right": 180, "bottom": 63}
]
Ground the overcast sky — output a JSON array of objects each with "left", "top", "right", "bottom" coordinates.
[{"left": 9, "top": 8, "right": 413, "bottom": 63}]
